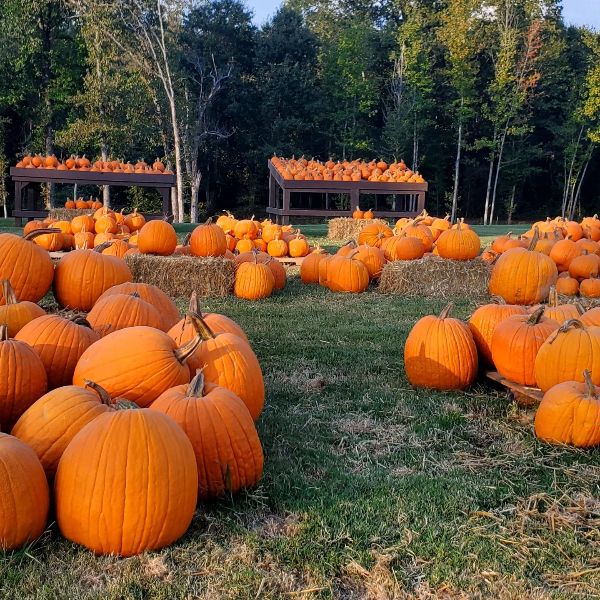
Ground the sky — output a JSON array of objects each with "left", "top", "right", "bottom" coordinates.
[{"left": 245, "top": 0, "right": 600, "bottom": 28}]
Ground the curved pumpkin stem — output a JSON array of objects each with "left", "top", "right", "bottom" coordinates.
[
  {"left": 174, "top": 331, "right": 203, "bottom": 364},
  {"left": 187, "top": 313, "right": 216, "bottom": 341},
  {"left": 527, "top": 306, "right": 545, "bottom": 325},
  {"left": 527, "top": 227, "right": 540, "bottom": 251},
  {"left": 204, "top": 217, "right": 214, "bottom": 226},
  {"left": 548, "top": 287, "right": 558, "bottom": 307},
  {"left": 93, "top": 241, "right": 113, "bottom": 253},
  {"left": 583, "top": 370, "right": 597, "bottom": 399},
  {"left": 187, "top": 290, "right": 201, "bottom": 315},
  {"left": 84, "top": 380, "right": 113, "bottom": 406},
  {"left": 113, "top": 400, "right": 140, "bottom": 410},
  {"left": 1, "top": 280, "right": 17, "bottom": 305},
  {"left": 181, "top": 232, "right": 192, "bottom": 247},
  {"left": 438, "top": 303, "right": 453, "bottom": 319},
  {"left": 187, "top": 369, "right": 206, "bottom": 398},
  {"left": 557, "top": 318, "right": 585, "bottom": 334},
  {"left": 23, "top": 227, "right": 62, "bottom": 242},
  {"left": 0, "top": 324, "right": 8, "bottom": 341},
  {"left": 575, "top": 303, "right": 585, "bottom": 315},
  {"left": 68, "top": 315, "right": 94, "bottom": 329}
]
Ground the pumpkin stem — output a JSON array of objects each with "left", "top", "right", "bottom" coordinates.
[
  {"left": 0, "top": 324, "right": 8, "bottom": 341},
  {"left": 182, "top": 232, "right": 192, "bottom": 246},
  {"left": 1, "top": 280, "right": 17, "bottom": 305},
  {"left": 527, "top": 227, "right": 540, "bottom": 251},
  {"left": 548, "top": 286, "right": 558, "bottom": 307},
  {"left": 187, "top": 313, "right": 216, "bottom": 341},
  {"left": 438, "top": 303, "right": 453, "bottom": 319},
  {"left": 84, "top": 380, "right": 113, "bottom": 406},
  {"left": 583, "top": 370, "right": 597, "bottom": 399},
  {"left": 187, "top": 290, "right": 201, "bottom": 315},
  {"left": 23, "top": 227, "right": 62, "bottom": 242},
  {"left": 68, "top": 315, "right": 94, "bottom": 328},
  {"left": 113, "top": 400, "right": 139, "bottom": 410},
  {"left": 204, "top": 217, "right": 213, "bottom": 225},
  {"left": 173, "top": 331, "right": 203, "bottom": 364},
  {"left": 93, "top": 241, "right": 113, "bottom": 253},
  {"left": 527, "top": 306, "right": 545, "bottom": 325},
  {"left": 187, "top": 369, "right": 206, "bottom": 398},
  {"left": 557, "top": 318, "right": 585, "bottom": 333},
  {"left": 490, "top": 296, "right": 507, "bottom": 305}
]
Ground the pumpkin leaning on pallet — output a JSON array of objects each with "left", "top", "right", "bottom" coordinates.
[
  {"left": 55, "top": 405, "right": 197, "bottom": 557},
  {"left": 0, "top": 325, "right": 48, "bottom": 430},
  {"left": 16, "top": 315, "right": 100, "bottom": 390},
  {"left": 491, "top": 307, "right": 559, "bottom": 386},
  {"left": 404, "top": 304, "right": 478, "bottom": 390},
  {"left": 534, "top": 320, "right": 600, "bottom": 392},
  {"left": 0, "top": 280, "right": 46, "bottom": 337},
  {"left": 301, "top": 246, "right": 329, "bottom": 284},
  {"left": 97, "top": 282, "right": 180, "bottom": 331},
  {"left": 137, "top": 220, "right": 178, "bottom": 256},
  {"left": 184, "top": 316, "right": 265, "bottom": 420},
  {"left": 11, "top": 382, "right": 114, "bottom": 478},
  {"left": 151, "top": 370, "right": 264, "bottom": 500},
  {"left": 0, "top": 433, "right": 49, "bottom": 549},
  {"left": 0, "top": 230, "right": 56, "bottom": 303},
  {"left": 73, "top": 326, "right": 201, "bottom": 407},
  {"left": 53, "top": 246, "right": 132, "bottom": 311},
  {"left": 488, "top": 230, "right": 558, "bottom": 305},
  {"left": 534, "top": 370, "right": 600, "bottom": 448},
  {"left": 467, "top": 299, "right": 527, "bottom": 365}
]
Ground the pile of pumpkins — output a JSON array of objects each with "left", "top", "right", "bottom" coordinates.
[
  {"left": 352, "top": 207, "right": 376, "bottom": 219},
  {"left": 16, "top": 154, "right": 171, "bottom": 175},
  {"left": 271, "top": 156, "right": 426, "bottom": 184},
  {"left": 486, "top": 215, "right": 600, "bottom": 300},
  {"left": 0, "top": 263, "right": 264, "bottom": 555},
  {"left": 404, "top": 292, "right": 600, "bottom": 448}
]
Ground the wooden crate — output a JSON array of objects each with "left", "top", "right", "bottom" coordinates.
[{"left": 485, "top": 370, "right": 543, "bottom": 407}]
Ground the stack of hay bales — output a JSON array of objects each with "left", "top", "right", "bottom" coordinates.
[{"left": 48, "top": 208, "right": 94, "bottom": 221}]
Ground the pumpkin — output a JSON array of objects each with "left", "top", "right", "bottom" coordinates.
[
  {"left": 358, "top": 223, "right": 393, "bottom": 248},
  {"left": 300, "top": 246, "right": 328, "bottom": 284},
  {"left": 580, "top": 307, "right": 600, "bottom": 327},
  {"left": 318, "top": 255, "right": 332, "bottom": 286},
  {"left": 261, "top": 222, "right": 282, "bottom": 243},
  {"left": 215, "top": 210, "right": 236, "bottom": 233},
  {"left": 468, "top": 299, "right": 527, "bottom": 365},
  {"left": 0, "top": 433, "right": 49, "bottom": 549},
  {"left": 580, "top": 275, "right": 600, "bottom": 298},
  {"left": 94, "top": 231, "right": 114, "bottom": 246},
  {"left": 0, "top": 279, "right": 46, "bottom": 337},
  {"left": 73, "top": 326, "right": 200, "bottom": 407},
  {"left": 137, "top": 220, "right": 177, "bottom": 256},
  {"left": 488, "top": 230, "right": 558, "bottom": 305},
  {"left": 124, "top": 209, "right": 146, "bottom": 232},
  {"left": 383, "top": 233, "right": 424, "bottom": 261},
  {"left": 404, "top": 303, "right": 478, "bottom": 390},
  {"left": 354, "top": 244, "right": 385, "bottom": 279},
  {"left": 534, "top": 370, "right": 600, "bottom": 447},
  {"left": 491, "top": 307, "right": 559, "bottom": 386},
  {"left": 435, "top": 219, "right": 480, "bottom": 260},
  {"left": 53, "top": 246, "right": 132, "bottom": 311},
  {"left": 236, "top": 238, "right": 255, "bottom": 254},
  {"left": 183, "top": 316, "right": 265, "bottom": 420},
  {"left": 491, "top": 232, "right": 525, "bottom": 254},
  {"left": 55, "top": 405, "right": 197, "bottom": 556},
  {"left": 288, "top": 233, "right": 309, "bottom": 258},
  {"left": 337, "top": 240, "right": 357, "bottom": 257},
  {"left": 86, "top": 292, "right": 163, "bottom": 337},
  {"left": 151, "top": 370, "right": 263, "bottom": 499},
  {"left": 550, "top": 238, "right": 582, "bottom": 272},
  {"left": 0, "top": 325, "right": 48, "bottom": 430},
  {"left": 363, "top": 209, "right": 374, "bottom": 219},
  {"left": 431, "top": 215, "right": 451, "bottom": 233},
  {"left": 352, "top": 207, "right": 364, "bottom": 219},
  {"left": 576, "top": 238, "right": 600, "bottom": 255},
  {"left": 267, "top": 234, "right": 288, "bottom": 258},
  {"left": 94, "top": 215, "right": 118, "bottom": 235},
  {"left": 32, "top": 227, "right": 64, "bottom": 252},
  {"left": 0, "top": 231, "right": 55, "bottom": 304},
  {"left": 234, "top": 258, "right": 275, "bottom": 300},
  {"left": 568, "top": 251, "right": 600, "bottom": 281},
  {"left": 11, "top": 382, "right": 114, "bottom": 478},
  {"left": 16, "top": 315, "right": 100, "bottom": 390},
  {"left": 234, "top": 217, "right": 259, "bottom": 240},
  {"left": 534, "top": 320, "right": 600, "bottom": 392},
  {"left": 22, "top": 220, "right": 46, "bottom": 236},
  {"left": 326, "top": 251, "right": 370, "bottom": 293},
  {"left": 555, "top": 275, "right": 579, "bottom": 296},
  {"left": 542, "top": 287, "right": 582, "bottom": 323},
  {"left": 190, "top": 218, "right": 227, "bottom": 257},
  {"left": 101, "top": 238, "right": 130, "bottom": 258}
]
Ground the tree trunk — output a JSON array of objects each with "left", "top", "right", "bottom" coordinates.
[
  {"left": 101, "top": 142, "right": 110, "bottom": 207},
  {"left": 562, "top": 125, "right": 584, "bottom": 218},
  {"left": 490, "top": 127, "right": 508, "bottom": 224},
  {"left": 450, "top": 100, "right": 463, "bottom": 223},
  {"left": 190, "top": 171, "right": 201, "bottom": 223}
]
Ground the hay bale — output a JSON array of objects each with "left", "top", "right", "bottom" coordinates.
[
  {"left": 328, "top": 217, "right": 389, "bottom": 241},
  {"left": 124, "top": 254, "right": 234, "bottom": 298},
  {"left": 378, "top": 256, "right": 491, "bottom": 300},
  {"left": 48, "top": 208, "right": 92, "bottom": 221}
]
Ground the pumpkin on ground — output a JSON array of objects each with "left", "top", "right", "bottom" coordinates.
[
  {"left": 354, "top": 245, "right": 385, "bottom": 279},
  {"left": 73, "top": 326, "right": 200, "bottom": 407},
  {"left": 542, "top": 287, "right": 583, "bottom": 323},
  {"left": 404, "top": 303, "right": 478, "bottom": 390},
  {"left": 580, "top": 276, "right": 600, "bottom": 298},
  {"left": 0, "top": 230, "right": 55, "bottom": 303},
  {"left": 137, "top": 220, "right": 177, "bottom": 256},
  {"left": 326, "top": 251, "right": 370, "bottom": 293},
  {"left": 151, "top": 371, "right": 264, "bottom": 499},
  {"left": 53, "top": 246, "right": 132, "bottom": 311},
  {"left": 491, "top": 307, "right": 559, "bottom": 386},
  {"left": 534, "top": 370, "right": 600, "bottom": 447},
  {"left": 234, "top": 258, "right": 275, "bottom": 300},
  {"left": 0, "top": 279, "right": 45, "bottom": 337},
  {"left": 534, "top": 319, "right": 600, "bottom": 392},
  {"left": 189, "top": 219, "right": 227, "bottom": 257},
  {"left": 300, "top": 246, "right": 328, "bottom": 284},
  {"left": 55, "top": 405, "right": 197, "bottom": 556},
  {"left": 488, "top": 230, "right": 558, "bottom": 305},
  {"left": 11, "top": 382, "right": 114, "bottom": 478},
  {"left": 0, "top": 433, "right": 49, "bottom": 549},
  {"left": 16, "top": 315, "right": 100, "bottom": 390}
]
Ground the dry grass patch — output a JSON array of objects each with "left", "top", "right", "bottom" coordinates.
[
  {"left": 48, "top": 208, "right": 93, "bottom": 221},
  {"left": 328, "top": 218, "right": 389, "bottom": 241}
]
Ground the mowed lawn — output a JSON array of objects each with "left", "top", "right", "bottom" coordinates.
[{"left": 1, "top": 219, "right": 599, "bottom": 599}]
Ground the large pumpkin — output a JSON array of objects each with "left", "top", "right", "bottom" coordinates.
[
  {"left": 435, "top": 219, "right": 481, "bottom": 260},
  {"left": 534, "top": 370, "right": 600, "bottom": 448},
  {"left": 73, "top": 326, "right": 200, "bottom": 407},
  {"left": 53, "top": 247, "right": 132, "bottom": 311},
  {"left": 383, "top": 234, "right": 424, "bottom": 261},
  {"left": 534, "top": 320, "right": 600, "bottom": 392},
  {"left": 0, "top": 279, "right": 45, "bottom": 337},
  {"left": 11, "top": 382, "right": 114, "bottom": 478},
  {"left": 234, "top": 260, "right": 275, "bottom": 300},
  {"left": 404, "top": 304, "right": 478, "bottom": 390},
  {"left": 488, "top": 231, "right": 558, "bottom": 305},
  {"left": 55, "top": 406, "right": 197, "bottom": 556},
  {"left": 354, "top": 245, "right": 385, "bottom": 279},
  {"left": 189, "top": 218, "right": 227, "bottom": 257},
  {"left": 491, "top": 307, "right": 559, "bottom": 386},
  {"left": 96, "top": 282, "right": 180, "bottom": 331},
  {"left": 0, "top": 433, "right": 49, "bottom": 549},
  {"left": 326, "top": 252, "right": 370, "bottom": 293},
  {"left": 137, "top": 220, "right": 177, "bottom": 256},
  {"left": 151, "top": 371, "right": 263, "bottom": 499},
  {"left": 0, "top": 230, "right": 55, "bottom": 303}
]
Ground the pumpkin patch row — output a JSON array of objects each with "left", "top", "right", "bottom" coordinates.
[
  {"left": 0, "top": 282, "right": 265, "bottom": 556},
  {"left": 16, "top": 155, "right": 171, "bottom": 174},
  {"left": 271, "top": 155, "right": 427, "bottom": 183},
  {"left": 404, "top": 297, "right": 600, "bottom": 448}
]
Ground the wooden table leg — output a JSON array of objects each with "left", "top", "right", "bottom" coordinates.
[
  {"left": 158, "top": 187, "right": 172, "bottom": 220},
  {"left": 281, "top": 189, "right": 291, "bottom": 225},
  {"left": 13, "top": 182, "right": 23, "bottom": 226}
]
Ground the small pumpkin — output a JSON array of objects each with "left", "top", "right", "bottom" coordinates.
[
  {"left": 358, "top": 223, "right": 393, "bottom": 248},
  {"left": 542, "top": 287, "right": 582, "bottom": 323},
  {"left": 352, "top": 207, "right": 364, "bottom": 219},
  {"left": 555, "top": 275, "right": 579, "bottom": 296},
  {"left": 580, "top": 275, "right": 600, "bottom": 298},
  {"left": 550, "top": 238, "right": 582, "bottom": 272},
  {"left": 0, "top": 279, "right": 46, "bottom": 337},
  {"left": 234, "top": 256, "right": 275, "bottom": 300},
  {"left": 288, "top": 232, "right": 309, "bottom": 258},
  {"left": 300, "top": 246, "right": 328, "bottom": 284},
  {"left": 568, "top": 251, "right": 600, "bottom": 281},
  {"left": 124, "top": 209, "right": 146, "bottom": 232},
  {"left": 267, "top": 234, "right": 288, "bottom": 258}
]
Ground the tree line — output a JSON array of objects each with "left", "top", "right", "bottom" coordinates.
[{"left": 0, "top": 0, "right": 598, "bottom": 222}]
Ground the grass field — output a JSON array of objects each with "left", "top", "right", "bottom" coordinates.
[{"left": 1, "top": 218, "right": 598, "bottom": 599}]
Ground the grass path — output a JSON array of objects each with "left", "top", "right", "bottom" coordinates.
[{"left": 1, "top": 219, "right": 598, "bottom": 599}]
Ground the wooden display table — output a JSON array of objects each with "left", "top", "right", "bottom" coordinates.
[
  {"left": 266, "top": 160, "right": 427, "bottom": 224},
  {"left": 10, "top": 167, "right": 175, "bottom": 225}
]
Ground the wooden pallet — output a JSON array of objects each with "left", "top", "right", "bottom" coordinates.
[
  {"left": 277, "top": 256, "right": 304, "bottom": 266},
  {"left": 485, "top": 371, "right": 544, "bottom": 407}
]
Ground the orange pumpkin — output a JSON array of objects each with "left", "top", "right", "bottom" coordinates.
[
  {"left": 124, "top": 209, "right": 146, "bottom": 232},
  {"left": 326, "top": 251, "right": 370, "bottom": 293},
  {"left": 580, "top": 275, "right": 600, "bottom": 298},
  {"left": 300, "top": 246, "right": 328, "bottom": 284},
  {"left": 190, "top": 219, "right": 227, "bottom": 257},
  {"left": 0, "top": 279, "right": 46, "bottom": 337},
  {"left": 435, "top": 219, "right": 480, "bottom": 260},
  {"left": 137, "top": 220, "right": 177, "bottom": 256},
  {"left": 357, "top": 223, "right": 393, "bottom": 248}
]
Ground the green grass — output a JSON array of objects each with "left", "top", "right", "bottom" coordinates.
[{"left": 1, "top": 219, "right": 598, "bottom": 598}]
